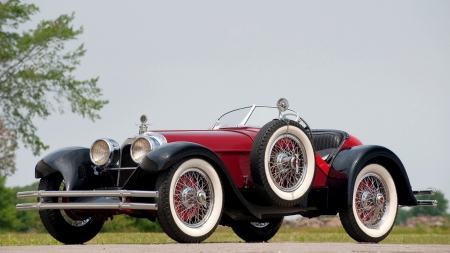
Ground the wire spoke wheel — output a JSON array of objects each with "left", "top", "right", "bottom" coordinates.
[
  {"left": 269, "top": 133, "right": 307, "bottom": 192},
  {"left": 156, "top": 158, "right": 223, "bottom": 243},
  {"left": 58, "top": 181, "right": 92, "bottom": 227},
  {"left": 38, "top": 173, "right": 104, "bottom": 244},
  {"left": 355, "top": 173, "right": 389, "bottom": 228},
  {"left": 173, "top": 168, "right": 214, "bottom": 228},
  {"left": 232, "top": 218, "right": 284, "bottom": 242},
  {"left": 339, "top": 163, "right": 398, "bottom": 243},
  {"left": 251, "top": 119, "right": 315, "bottom": 206}
]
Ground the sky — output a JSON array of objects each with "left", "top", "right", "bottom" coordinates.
[{"left": 7, "top": 1, "right": 450, "bottom": 206}]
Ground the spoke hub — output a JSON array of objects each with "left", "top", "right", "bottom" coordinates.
[
  {"left": 361, "top": 191, "right": 374, "bottom": 211},
  {"left": 181, "top": 187, "right": 196, "bottom": 209},
  {"left": 276, "top": 153, "right": 289, "bottom": 170}
]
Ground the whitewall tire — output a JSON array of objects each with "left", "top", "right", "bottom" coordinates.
[
  {"left": 251, "top": 119, "right": 315, "bottom": 206},
  {"left": 340, "top": 163, "right": 398, "bottom": 242},
  {"left": 156, "top": 158, "right": 223, "bottom": 243}
]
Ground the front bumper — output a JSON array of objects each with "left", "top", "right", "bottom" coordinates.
[{"left": 16, "top": 190, "right": 158, "bottom": 211}]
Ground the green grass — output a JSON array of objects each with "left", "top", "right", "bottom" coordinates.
[{"left": 1, "top": 226, "right": 449, "bottom": 246}]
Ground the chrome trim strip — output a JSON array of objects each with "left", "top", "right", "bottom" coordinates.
[
  {"left": 17, "top": 190, "right": 158, "bottom": 198},
  {"left": 16, "top": 202, "right": 157, "bottom": 211},
  {"left": 416, "top": 200, "right": 438, "bottom": 206},
  {"left": 413, "top": 189, "right": 436, "bottom": 195}
]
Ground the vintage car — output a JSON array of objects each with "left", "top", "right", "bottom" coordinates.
[{"left": 16, "top": 98, "right": 436, "bottom": 244}]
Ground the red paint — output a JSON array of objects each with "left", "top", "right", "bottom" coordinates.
[
  {"left": 313, "top": 153, "right": 331, "bottom": 187},
  {"left": 341, "top": 135, "right": 363, "bottom": 150},
  {"left": 153, "top": 128, "right": 363, "bottom": 189},
  {"left": 156, "top": 128, "right": 257, "bottom": 188}
]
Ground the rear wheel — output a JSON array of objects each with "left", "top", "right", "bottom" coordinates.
[
  {"left": 339, "top": 164, "right": 398, "bottom": 242},
  {"left": 38, "top": 173, "right": 104, "bottom": 244},
  {"left": 156, "top": 158, "right": 223, "bottom": 243},
  {"left": 231, "top": 217, "right": 284, "bottom": 242}
]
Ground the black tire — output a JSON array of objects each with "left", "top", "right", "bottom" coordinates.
[
  {"left": 231, "top": 217, "right": 284, "bottom": 242},
  {"left": 339, "top": 163, "right": 398, "bottom": 243},
  {"left": 38, "top": 173, "right": 104, "bottom": 244},
  {"left": 250, "top": 119, "right": 315, "bottom": 207},
  {"left": 156, "top": 158, "right": 223, "bottom": 243}
]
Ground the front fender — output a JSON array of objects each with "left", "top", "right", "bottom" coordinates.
[
  {"left": 140, "top": 142, "right": 225, "bottom": 173},
  {"left": 136, "top": 141, "right": 267, "bottom": 219},
  {"left": 331, "top": 145, "right": 417, "bottom": 207},
  {"left": 35, "top": 147, "right": 93, "bottom": 190}
]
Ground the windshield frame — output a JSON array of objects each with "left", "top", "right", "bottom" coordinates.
[{"left": 211, "top": 105, "right": 299, "bottom": 130}]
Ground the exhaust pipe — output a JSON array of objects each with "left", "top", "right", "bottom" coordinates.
[
  {"left": 412, "top": 188, "right": 438, "bottom": 207},
  {"left": 413, "top": 189, "right": 436, "bottom": 196},
  {"left": 416, "top": 200, "right": 438, "bottom": 206}
]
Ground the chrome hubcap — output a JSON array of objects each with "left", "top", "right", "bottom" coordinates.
[
  {"left": 196, "top": 190, "right": 207, "bottom": 205},
  {"left": 360, "top": 191, "right": 374, "bottom": 211},
  {"left": 181, "top": 187, "right": 195, "bottom": 209}
]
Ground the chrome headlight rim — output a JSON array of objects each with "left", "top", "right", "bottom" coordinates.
[
  {"left": 89, "top": 138, "right": 120, "bottom": 167},
  {"left": 130, "top": 136, "right": 154, "bottom": 164},
  {"left": 130, "top": 132, "right": 167, "bottom": 164}
]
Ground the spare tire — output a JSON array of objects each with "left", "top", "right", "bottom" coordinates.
[{"left": 250, "top": 119, "right": 315, "bottom": 206}]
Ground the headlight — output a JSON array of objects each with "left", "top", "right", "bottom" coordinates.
[
  {"left": 90, "top": 139, "right": 120, "bottom": 167},
  {"left": 131, "top": 133, "right": 167, "bottom": 163}
]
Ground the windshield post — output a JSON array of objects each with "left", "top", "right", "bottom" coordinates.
[{"left": 238, "top": 104, "right": 256, "bottom": 126}]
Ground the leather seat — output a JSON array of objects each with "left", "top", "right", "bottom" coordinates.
[
  {"left": 312, "top": 132, "right": 343, "bottom": 151},
  {"left": 311, "top": 130, "right": 347, "bottom": 163}
]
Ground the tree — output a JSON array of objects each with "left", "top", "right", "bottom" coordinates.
[
  {"left": 0, "top": 0, "right": 108, "bottom": 176},
  {"left": 0, "top": 176, "right": 19, "bottom": 231}
]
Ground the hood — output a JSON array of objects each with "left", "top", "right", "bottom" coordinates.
[{"left": 154, "top": 128, "right": 259, "bottom": 153}]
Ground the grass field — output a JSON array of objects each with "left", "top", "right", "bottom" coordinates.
[{"left": 1, "top": 226, "right": 449, "bottom": 246}]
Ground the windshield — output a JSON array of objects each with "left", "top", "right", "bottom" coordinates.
[{"left": 212, "top": 105, "right": 298, "bottom": 129}]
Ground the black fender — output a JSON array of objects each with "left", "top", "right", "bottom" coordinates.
[
  {"left": 138, "top": 141, "right": 266, "bottom": 219},
  {"left": 331, "top": 145, "right": 417, "bottom": 207},
  {"left": 35, "top": 147, "right": 93, "bottom": 190}
]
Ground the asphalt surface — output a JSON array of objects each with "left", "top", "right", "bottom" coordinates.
[{"left": 2, "top": 243, "right": 450, "bottom": 253}]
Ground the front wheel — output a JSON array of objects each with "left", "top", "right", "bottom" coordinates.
[
  {"left": 231, "top": 217, "right": 284, "bottom": 242},
  {"left": 156, "top": 158, "right": 223, "bottom": 243},
  {"left": 38, "top": 173, "right": 104, "bottom": 244},
  {"left": 339, "top": 164, "right": 398, "bottom": 243}
]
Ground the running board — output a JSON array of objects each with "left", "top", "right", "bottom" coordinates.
[{"left": 16, "top": 190, "right": 158, "bottom": 211}]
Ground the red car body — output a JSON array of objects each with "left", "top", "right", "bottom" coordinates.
[{"left": 160, "top": 128, "right": 363, "bottom": 188}]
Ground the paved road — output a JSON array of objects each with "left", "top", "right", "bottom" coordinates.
[{"left": 2, "top": 243, "right": 450, "bottom": 253}]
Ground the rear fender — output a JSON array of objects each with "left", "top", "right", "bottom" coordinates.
[
  {"left": 331, "top": 145, "right": 417, "bottom": 207},
  {"left": 35, "top": 147, "right": 93, "bottom": 190}
]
